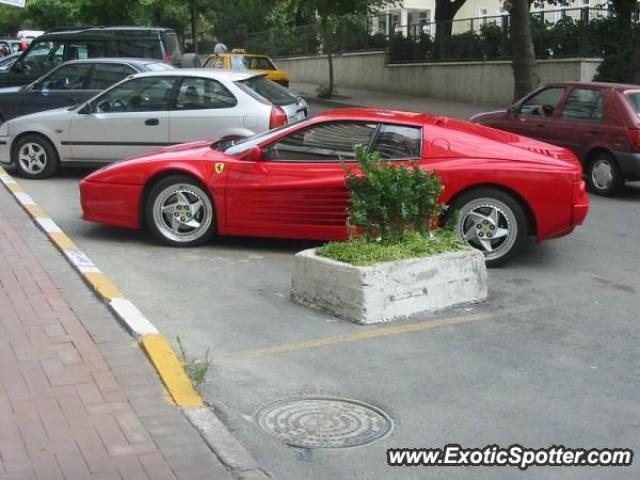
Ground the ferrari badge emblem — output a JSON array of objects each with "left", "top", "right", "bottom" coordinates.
[{"left": 214, "top": 163, "right": 225, "bottom": 174}]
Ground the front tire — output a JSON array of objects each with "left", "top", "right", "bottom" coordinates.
[
  {"left": 448, "top": 188, "right": 528, "bottom": 267},
  {"left": 13, "top": 134, "right": 60, "bottom": 179},
  {"left": 586, "top": 153, "right": 622, "bottom": 197},
  {"left": 145, "top": 175, "right": 216, "bottom": 247}
]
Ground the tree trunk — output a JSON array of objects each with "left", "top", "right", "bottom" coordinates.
[
  {"left": 327, "top": 51, "right": 334, "bottom": 96},
  {"left": 190, "top": 0, "right": 198, "bottom": 54},
  {"left": 320, "top": 19, "right": 334, "bottom": 97},
  {"left": 434, "top": 0, "right": 466, "bottom": 59},
  {"left": 510, "top": 0, "right": 538, "bottom": 101},
  {"left": 629, "top": 29, "right": 640, "bottom": 84}
]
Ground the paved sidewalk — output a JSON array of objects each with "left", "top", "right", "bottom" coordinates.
[
  {"left": 0, "top": 185, "right": 231, "bottom": 479},
  {"left": 292, "top": 81, "right": 504, "bottom": 119}
]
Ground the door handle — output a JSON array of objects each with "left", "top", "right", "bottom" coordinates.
[
  {"left": 588, "top": 130, "right": 599, "bottom": 135},
  {"left": 537, "top": 123, "right": 545, "bottom": 128},
  {"left": 145, "top": 118, "right": 159, "bottom": 126}
]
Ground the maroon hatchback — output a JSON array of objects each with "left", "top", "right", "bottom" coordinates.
[{"left": 470, "top": 82, "right": 640, "bottom": 196}]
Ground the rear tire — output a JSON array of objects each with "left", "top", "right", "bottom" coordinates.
[
  {"left": 144, "top": 175, "right": 216, "bottom": 247},
  {"left": 12, "top": 134, "right": 59, "bottom": 179},
  {"left": 447, "top": 188, "right": 528, "bottom": 267},
  {"left": 586, "top": 152, "right": 622, "bottom": 197}
]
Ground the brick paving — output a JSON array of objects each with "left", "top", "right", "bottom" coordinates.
[{"left": 0, "top": 185, "right": 232, "bottom": 479}]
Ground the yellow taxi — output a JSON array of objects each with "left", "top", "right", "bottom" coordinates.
[{"left": 203, "top": 49, "right": 289, "bottom": 87}]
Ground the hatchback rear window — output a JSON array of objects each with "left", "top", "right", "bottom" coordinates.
[
  {"left": 236, "top": 76, "right": 296, "bottom": 106},
  {"left": 626, "top": 92, "right": 640, "bottom": 116}
]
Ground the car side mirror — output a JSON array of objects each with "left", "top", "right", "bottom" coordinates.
[
  {"left": 77, "top": 102, "right": 93, "bottom": 114},
  {"left": 508, "top": 105, "right": 519, "bottom": 116},
  {"left": 238, "top": 145, "right": 263, "bottom": 162}
]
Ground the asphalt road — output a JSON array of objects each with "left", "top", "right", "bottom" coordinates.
[{"left": 11, "top": 101, "right": 640, "bottom": 480}]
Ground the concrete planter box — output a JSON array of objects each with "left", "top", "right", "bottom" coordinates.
[{"left": 291, "top": 249, "right": 487, "bottom": 324}]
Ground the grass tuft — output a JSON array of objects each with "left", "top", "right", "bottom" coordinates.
[{"left": 316, "top": 230, "right": 468, "bottom": 267}]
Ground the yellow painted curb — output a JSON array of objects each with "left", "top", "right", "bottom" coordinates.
[
  {"left": 83, "top": 271, "right": 125, "bottom": 301},
  {"left": 49, "top": 231, "right": 77, "bottom": 251},
  {"left": 140, "top": 334, "right": 204, "bottom": 407},
  {"left": 23, "top": 203, "right": 47, "bottom": 218}
]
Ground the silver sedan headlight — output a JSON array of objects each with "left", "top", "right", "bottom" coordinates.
[{"left": 0, "top": 122, "right": 9, "bottom": 136}]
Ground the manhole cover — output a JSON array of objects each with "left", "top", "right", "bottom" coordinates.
[{"left": 256, "top": 397, "right": 393, "bottom": 448}]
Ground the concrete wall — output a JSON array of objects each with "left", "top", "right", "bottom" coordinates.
[{"left": 276, "top": 51, "right": 602, "bottom": 105}]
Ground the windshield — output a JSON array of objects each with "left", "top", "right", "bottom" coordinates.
[
  {"left": 18, "top": 40, "right": 64, "bottom": 77},
  {"left": 235, "top": 77, "right": 297, "bottom": 106},
  {"left": 220, "top": 122, "right": 302, "bottom": 154},
  {"left": 626, "top": 92, "right": 640, "bottom": 116}
]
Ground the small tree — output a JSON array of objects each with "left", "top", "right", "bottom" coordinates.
[
  {"left": 343, "top": 145, "right": 447, "bottom": 243},
  {"left": 294, "top": 0, "right": 395, "bottom": 98}
]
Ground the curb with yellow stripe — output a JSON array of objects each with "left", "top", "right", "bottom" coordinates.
[{"left": 0, "top": 166, "right": 202, "bottom": 408}]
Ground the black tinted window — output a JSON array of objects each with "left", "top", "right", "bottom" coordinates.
[
  {"left": 35, "top": 63, "right": 92, "bottom": 90},
  {"left": 371, "top": 124, "right": 422, "bottom": 159},
  {"left": 66, "top": 42, "right": 108, "bottom": 60},
  {"left": 88, "top": 63, "right": 135, "bottom": 90},
  {"left": 560, "top": 88, "right": 604, "bottom": 122},
  {"left": 175, "top": 77, "right": 237, "bottom": 110},
  {"left": 269, "top": 122, "right": 377, "bottom": 161},
  {"left": 117, "top": 39, "right": 162, "bottom": 60},
  {"left": 21, "top": 41, "right": 64, "bottom": 77}
]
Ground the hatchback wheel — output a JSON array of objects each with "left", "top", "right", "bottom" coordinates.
[
  {"left": 13, "top": 134, "right": 59, "bottom": 179},
  {"left": 145, "top": 175, "right": 216, "bottom": 247},
  {"left": 449, "top": 188, "right": 528, "bottom": 267},
  {"left": 586, "top": 153, "right": 622, "bottom": 197}
]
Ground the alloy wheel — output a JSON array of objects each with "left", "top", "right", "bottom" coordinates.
[
  {"left": 152, "top": 183, "right": 213, "bottom": 244},
  {"left": 18, "top": 142, "right": 47, "bottom": 175},
  {"left": 458, "top": 199, "right": 518, "bottom": 262}
]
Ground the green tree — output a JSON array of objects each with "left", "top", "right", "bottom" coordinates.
[{"left": 294, "top": 0, "right": 395, "bottom": 98}]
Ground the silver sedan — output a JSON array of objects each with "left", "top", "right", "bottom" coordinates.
[{"left": 0, "top": 69, "right": 308, "bottom": 178}]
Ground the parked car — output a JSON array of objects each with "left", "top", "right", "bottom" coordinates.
[
  {"left": 0, "top": 39, "right": 22, "bottom": 54},
  {"left": 470, "top": 81, "right": 640, "bottom": 196},
  {"left": 203, "top": 49, "right": 289, "bottom": 87},
  {"left": 78, "top": 109, "right": 589, "bottom": 266},
  {"left": 0, "top": 58, "right": 174, "bottom": 123},
  {"left": 0, "top": 53, "right": 20, "bottom": 71},
  {"left": 16, "top": 30, "right": 44, "bottom": 48},
  {"left": 0, "top": 26, "right": 190, "bottom": 89},
  {"left": 0, "top": 70, "right": 308, "bottom": 178}
]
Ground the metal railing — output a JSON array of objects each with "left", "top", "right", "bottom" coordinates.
[{"left": 223, "top": 7, "right": 622, "bottom": 63}]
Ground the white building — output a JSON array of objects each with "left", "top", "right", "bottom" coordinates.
[{"left": 374, "top": 0, "right": 610, "bottom": 37}]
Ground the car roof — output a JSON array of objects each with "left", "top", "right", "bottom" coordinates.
[
  {"left": 62, "top": 58, "right": 167, "bottom": 67},
  {"left": 314, "top": 108, "right": 429, "bottom": 125},
  {"left": 128, "top": 69, "right": 262, "bottom": 81},
  {"left": 38, "top": 27, "right": 175, "bottom": 41},
  {"left": 544, "top": 81, "right": 640, "bottom": 92}
]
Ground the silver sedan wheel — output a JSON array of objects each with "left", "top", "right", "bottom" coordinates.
[
  {"left": 17, "top": 142, "right": 47, "bottom": 175},
  {"left": 152, "top": 183, "right": 213, "bottom": 244},
  {"left": 457, "top": 198, "right": 518, "bottom": 262},
  {"left": 591, "top": 159, "right": 613, "bottom": 190}
]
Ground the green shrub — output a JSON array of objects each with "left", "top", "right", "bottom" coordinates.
[{"left": 342, "top": 145, "right": 447, "bottom": 243}]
